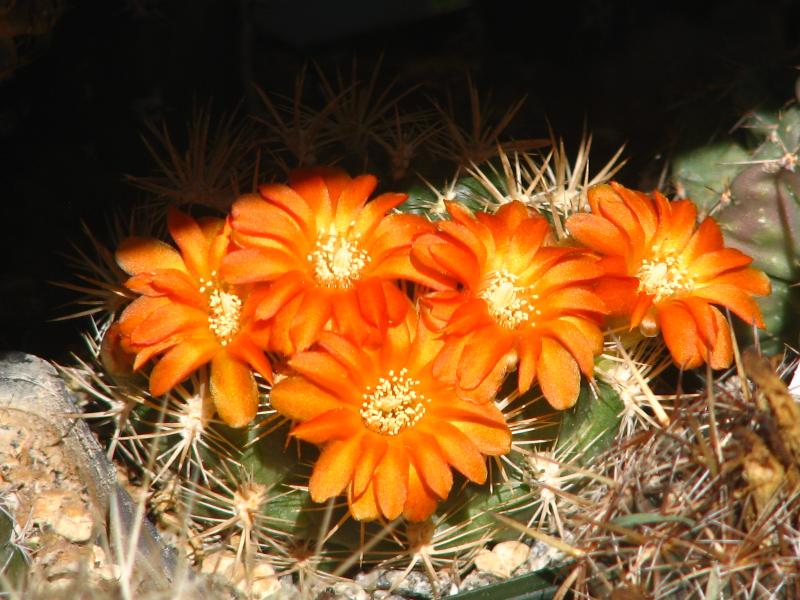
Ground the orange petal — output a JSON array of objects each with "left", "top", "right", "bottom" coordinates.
[
  {"left": 357, "top": 277, "right": 388, "bottom": 329},
  {"left": 676, "top": 297, "right": 717, "bottom": 347},
  {"left": 683, "top": 217, "right": 724, "bottom": 261},
  {"left": 377, "top": 313, "right": 414, "bottom": 367},
  {"left": 692, "top": 284, "right": 765, "bottom": 328},
  {"left": 443, "top": 298, "right": 492, "bottom": 336},
  {"left": 308, "top": 434, "right": 363, "bottom": 502},
  {"left": 370, "top": 252, "right": 454, "bottom": 290},
  {"left": 331, "top": 291, "right": 370, "bottom": 345},
  {"left": 352, "top": 435, "right": 388, "bottom": 498},
  {"left": 540, "top": 286, "right": 608, "bottom": 317},
  {"left": 537, "top": 257, "right": 603, "bottom": 292},
  {"left": 131, "top": 302, "right": 207, "bottom": 345},
  {"left": 428, "top": 397, "right": 508, "bottom": 427},
  {"left": 132, "top": 335, "right": 181, "bottom": 370},
  {"left": 291, "top": 408, "right": 360, "bottom": 443},
  {"left": 221, "top": 248, "right": 301, "bottom": 284},
  {"left": 707, "top": 306, "right": 733, "bottom": 370},
  {"left": 690, "top": 248, "right": 752, "bottom": 282},
  {"left": 594, "top": 275, "right": 639, "bottom": 317},
  {"left": 231, "top": 194, "right": 308, "bottom": 255},
  {"left": 317, "top": 332, "right": 374, "bottom": 387},
  {"left": 658, "top": 302, "right": 704, "bottom": 369},
  {"left": 537, "top": 336, "right": 581, "bottom": 410},
  {"left": 587, "top": 183, "right": 617, "bottom": 213},
  {"left": 210, "top": 351, "right": 258, "bottom": 428},
  {"left": 335, "top": 174, "right": 377, "bottom": 231},
  {"left": 613, "top": 184, "right": 658, "bottom": 241},
  {"left": 407, "top": 432, "right": 453, "bottom": 499},
  {"left": 149, "top": 337, "right": 217, "bottom": 396},
  {"left": 167, "top": 208, "right": 210, "bottom": 278},
  {"left": 269, "top": 376, "right": 343, "bottom": 422},
  {"left": 116, "top": 237, "right": 186, "bottom": 276},
  {"left": 368, "top": 213, "right": 431, "bottom": 262},
  {"left": 424, "top": 421, "right": 486, "bottom": 483},
  {"left": 373, "top": 442, "right": 409, "bottom": 520},
  {"left": 516, "top": 333, "right": 540, "bottom": 393},
  {"left": 428, "top": 241, "right": 481, "bottom": 289},
  {"left": 206, "top": 219, "right": 231, "bottom": 273},
  {"left": 222, "top": 248, "right": 304, "bottom": 283},
  {"left": 566, "top": 212, "right": 630, "bottom": 257},
  {"left": 354, "top": 192, "right": 407, "bottom": 239},
  {"left": 255, "top": 271, "right": 306, "bottom": 320},
  {"left": 382, "top": 280, "right": 412, "bottom": 324},
  {"left": 118, "top": 296, "right": 171, "bottom": 337},
  {"left": 457, "top": 351, "right": 511, "bottom": 404},
  {"left": 437, "top": 219, "right": 487, "bottom": 266},
  {"left": 541, "top": 318, "right": 599, "bottom": 377},
  {"left": 126, "top": 269, "right": 204, "bottom": 306},
  {"left": 457, "top": 327, "right": 514, "bottom": 390},
  {"left": 629, "top": 292, "right": 654, "bottom": 329},
  {"left": 432, "top": 335, "right": 468, "bottom": 384},
  {"left": 289, "top": 351, "right": 361, "bottom": 401},
  {"left": 708, "top": 267, "right": 771, "bottom": 296},
  {"left": 508, "top": 216, "right": 550, "bottom": 271},
  {"left": 450, "top": 419, "right": 511, "bottom": 456},
  {"left": 663, "top": 199, "right": 698, "bottom": 253},
  {"left": 349, "top": 479, "right": 381, "bottom": 521},
  {"left": 258, "top": 183, "right": 315, "bottom": 236},
  {"left": 269, "top": 294, "right": 304, "bottom": 355},
  {"left": 289, "top": 289, "right": 332, "bottom": 352},
  {"left": 596, "top": 194, "right": 645, "bottom": 254},
  {"left": 227, "top": 335, "right": 273, "bottom": 384},
  {"left": 403, "top": 462, "right": 439, "bottom": 522},
  {"left": 291, "top": 175, "right": 333, "bottom": 228}
]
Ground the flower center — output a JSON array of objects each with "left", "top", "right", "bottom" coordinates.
[
  {"left": 309, "top": 230, "right": 370, "bottom": 289},
  {"left": 199, "top": 272, "right": 242, "bottom": 346},
  {"left": 480, "top": 270, "right": 538, "bottom": 329},
  {"left": 636, "top": 253, "right": 695, "bottom": 302},
  {"left": 360, "top": 368, "right": 428, "bottom": 436}
]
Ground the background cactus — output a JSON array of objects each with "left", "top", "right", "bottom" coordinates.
[
  {"left": 672, "top": 97, "right": 800, "bottom": 352},
  {"left": 45, "top": 67, "right": 800, "bottom": 599},
  {"left": 2, "top": 2, "right": 797, "bottom": 595}
]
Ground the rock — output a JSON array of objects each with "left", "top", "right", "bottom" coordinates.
[
  {"left": 0, "top": 352, "right": 176, "bottom": 592},
  {"left": 366, "top": 568, "right": 454, "bottom": 598},
  {"left": 458, "top": 569, "right": 502, "bottom": 593},
  {"left": 316, "top": 581, "right": 368, "bottom": 600},
  {"left": 474, "top": 540, "right": 530, "bottom": 578},
  {"left": 527, "top": 540, "right": 563, "bottom": 572},
  {"left": 201, "top": 549, "right": 281, "bottom": 598}
]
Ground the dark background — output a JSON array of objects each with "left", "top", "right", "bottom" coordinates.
[{"left": 1, "top": 0, "right": 798, "bottom": 361}]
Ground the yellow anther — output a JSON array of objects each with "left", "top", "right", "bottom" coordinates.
[
  {"left": 310, "top": 233, "right": 370, "bottom": 288},
  {"left": 636, "top": 254, "right": 695, "bottom": 302},
  {"left": 480, "top": 270, "right": 533, "bottom": 329},
  {"left": 206, "top": 287, "right": 242, "bottom": 345},
  {"left": 360, "top": 368, "right": 428, "bottom": 436}
]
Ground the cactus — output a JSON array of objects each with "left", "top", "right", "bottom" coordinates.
[
  {"left": 51, "top": 65, "right": 797, "bottom": 600},
  {"left": 672, "top": 93, "right": 800, "bottom": 351}
]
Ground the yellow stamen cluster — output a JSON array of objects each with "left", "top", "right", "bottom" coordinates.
[
  {"left": 636, "top": 252, "right": 695, "bottom": 302},
  {"left": 480, "top": 270, "right": 540, "bottom": 329},
  {"left": 200, "top": 271, "right": 242, "bottom": 346},
  {"left": 309, "top": 226, "right": 370, "bottom": 288},
  {"left": 360, "top": 368, "right": 428, "bottom": 436}
]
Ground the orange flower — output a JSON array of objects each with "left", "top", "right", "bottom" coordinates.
[
  {"left": 115, "top": 209, "right": 272, "bottom": 428},
  {"left": 221, "top": 168, "right": 446, "bottom": 355},
  {"left": 566, "top": 182, "right": 771, "bottom": 369},
  {"left": 412, "top": 201, "right": 608, "bottom": 410},
  {"left": 269, "top": 313, "right": 511, "bottom": 522}
]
